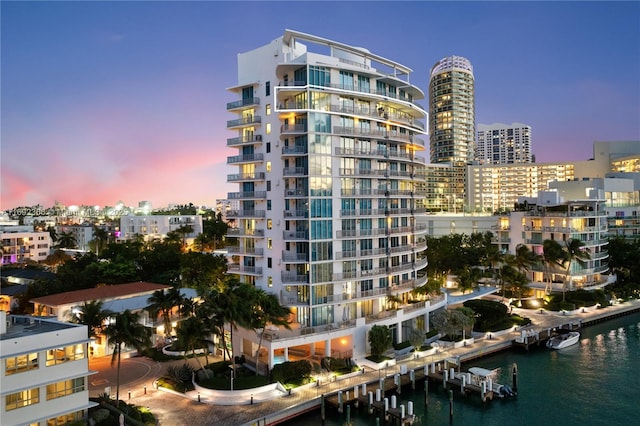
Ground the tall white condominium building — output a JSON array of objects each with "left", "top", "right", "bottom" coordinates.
[
  {"left": 476, "top": 123, "right": 532, "bottom": 164},
  {"left": 429, "top": 55, "right": 475, "bottom": 165},
  {"left": 226, "top": 30, "right": 443, "bottom": 369},
  {"left": 0, "top": 312, "right": 97, "bottom": 425}
]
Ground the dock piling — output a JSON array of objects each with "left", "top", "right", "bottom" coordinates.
[
  {"left": 321, "top": 394, "right": 325, "bottom": 421},
  {"left": 449, "top": 390, "right": 454, "bottom": 423},
  {"left": 512, "top": 363, "right": 518, "bottom": 392}
]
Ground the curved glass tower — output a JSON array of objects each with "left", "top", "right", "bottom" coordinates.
[{"left": 429, "top": 55, "right": 475, "bottom": 165}]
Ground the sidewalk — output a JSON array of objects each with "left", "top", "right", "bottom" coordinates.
[{"left": 92, "top": 299, "right": 640, "bottom": 426}]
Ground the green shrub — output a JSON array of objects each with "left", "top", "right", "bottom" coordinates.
[
  {"left": 393, "top": 341, "right": 412, "bottom": 351},
  {"left": 271, "top": 360, "right": 312, "bottom": 384}
]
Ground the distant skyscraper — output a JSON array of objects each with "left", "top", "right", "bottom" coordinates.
[
  {"left": 476, "top": 123, "right": 532, "bottom": 164},
  {"left": 428, "top": 55, "right": 475, "bottom": 165}
]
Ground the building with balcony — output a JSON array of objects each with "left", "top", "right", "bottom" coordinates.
[
  {"left": 1, "top": 225, "right": 51, "bottom": 265},
  {"left": 226, "top": 30, "right": 442, "bottom": 370},
  {"left": 476, "top": 122, "right": 532, "bottom": 165},
  {"left": 492, "top": 191, "right": 612, "bottom": 297},
  {"left": 30, "top": 282, "right": 197, "bottom": 357},
  {"left": 118, "top": 214, "right": 203, "bottom": 244},
  {"left": 0, "top": 311, "right": 97, "bottom": 426}
]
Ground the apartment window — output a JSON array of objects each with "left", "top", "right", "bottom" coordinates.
[
  {"left": 267, "top": 219, "right": 272, "bottom": 230},
  {"left": 266, "top": 142, "right": 271, "bottom": 153},
  {"left": 266, "top": 161, "right": 272, "bottom": 172},
  {"left": 268, "top": 258, "right": 272, "bottom": 268},
  {"left": 267, "top": 181, "right": 271, "bottom": 191},
  {"left": 47, "top": 410, "right": 85, "bottom": 426},
  {"left": 268, "top": 277, "right": 273, "bottom": 288},
  {"left": 267, "top": 238, "right": 272, "bottom": 249},
  {"left": 5, "top": 387, "right": 39, "bottom": 411},
  {"left": 5, "top": 352, "right": 38, "bottom": 375},
  {"left": 265, "top": 81, "right": 270, "bottom": 96},
  {"left": 266, "top": 123, "right": 271, "bottom": 134},
  {"left": 46, "top": 377, "right": 85, "bottom": 400},
  {"left": 267, "top": 200, "right": 272, "bottom": 211},
  {"left": 46, "top": 344, "right": 85, "bottom": 366},
  {"left": 266, "top": 104, "right": 271, "bottom": 115}
]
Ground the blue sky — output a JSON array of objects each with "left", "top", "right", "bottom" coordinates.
[{"left": 2, "top": 1, "right": 639, "bottom": 209}]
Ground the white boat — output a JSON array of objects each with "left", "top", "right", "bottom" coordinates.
[{"left": 546, "top": 331, "right": 580, "bottom": 349}]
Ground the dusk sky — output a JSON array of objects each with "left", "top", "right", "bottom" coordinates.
[{"left": 2, "top": 1, "right": 639, "bottom": 210}]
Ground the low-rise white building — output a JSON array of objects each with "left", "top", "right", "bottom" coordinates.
[
  {"left": 0, "top": 311, "right": 97, "bottom": 426},
  {"left": 1, "top": 225, "right": 51, "bottom": 265},
  {"left": 118, "top": 214, "right": 203, "bottom": 244}
]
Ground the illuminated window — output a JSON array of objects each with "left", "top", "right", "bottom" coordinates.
[
  {"left": 46, "top": 377, "right": 85, "bottom": 400},
  {"left": 267, "top": 238, "right": 272, "bottom": 249},
  {"left": 267, "top": 219, "right": 272, "bottom": 230},
  {"left": 266, "top": 104, "right": 271, "bottom": 115},
  {"left": 5, "top": 353, "right": 38, "bottom": 375},
  {"left": 5, "top": 387, "right": 39, "bottom": 411},
  {"left": 266, "top": 123, "right": 271, "bottom": 134},
  {"left": 268, "top": 277, "right": 273, "bottom": 287},
  {"left": 266, "top": 162, "right": 272, "bottom": 172},
  {"left": 46, "top": 344, "right": 85, "bottom": 366}
]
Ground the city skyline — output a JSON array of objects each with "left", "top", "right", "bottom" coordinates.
[{"left": 2, "top": 1, "right": 639, "bottom": 209}]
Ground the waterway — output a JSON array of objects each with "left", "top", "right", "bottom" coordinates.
[{"left": 282, "top": 312, "right": 640, "bottom": 426}]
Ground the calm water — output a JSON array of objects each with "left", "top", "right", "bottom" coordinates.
[{"left": 283, "top": 312, "right": 640, "bottom": 426}]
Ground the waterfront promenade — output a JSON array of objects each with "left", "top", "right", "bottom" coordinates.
[{"left": 89, "top": 299, "right": 640, "bottom": 426}]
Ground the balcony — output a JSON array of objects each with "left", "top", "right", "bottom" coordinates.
[
  {"left": 282, "top": 251, "right": 308, "bottom": 262},
  {"left": 283, "top": 209, "right": 309, "bottom": 218},
  {"left": 283, "top": 231, "right": 309, "bottom": 240},
  {"left": 227, "top": 264, "right": 263, "bottom": 275},
  {"left": 227, "top": 246, "right": 264, "bottom": 256},
  {"left": 226, "top": 210, "right": 266, "bottom": 218},
  {"left": 227, "top": 134, "right": 263, "bottom": 146},
  {"left": 227, "top": 172, "right": 266, "bottom": 182},
  {"left": 227, "top": 153, "right": 264, "bottom": 164},
  {"left": 226, "top": 97, "right": 260, "bottom": 111},
  {"left": 226, "top": 228, "right": 264, "bottom": 237},
  {"left": 284, "top": 188, "right": 308, "bottom": 198},
  {"left": 227, "top": 191, "right": 267, "bottom": 200},
  {"left": 281, "top": 271, "right": 309, "bottom": 284},
  {"left": 227, "top": 115, "right": 262, "bottom": 129},
  {"left": 282, "top": 146, "right": 308, "bottom": 156},
  {"left": 280, "top": 124, "right": 307, "bottom": 134},
  {"left": 283, "top": 167, "right": 307, "bottom": 177}
]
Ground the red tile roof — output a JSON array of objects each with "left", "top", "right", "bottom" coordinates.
[{"left": 30, "top": 282, "right": 170, "bottom": 306}]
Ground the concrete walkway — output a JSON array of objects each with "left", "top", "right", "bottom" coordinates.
[{"left": 89, "top": 299, "right": 640, "bottom": 426}]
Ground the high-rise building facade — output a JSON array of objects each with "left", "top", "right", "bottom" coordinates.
[
  {"left": 428, "top": 56, "right": 475, "bottom": 165},
  {"left": 225, "top": 30, "right": 444, "bottom": 369},
  {"left": 476, "top": 122, "right": 532, "bottom": 164}
]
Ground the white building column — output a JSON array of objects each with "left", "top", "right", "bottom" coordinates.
[
  {"left": 396, "top": 321, "right": 403, "bottom": 344},
  {"left": 325, "top": 339, "right": 331, "bottom": 357},
  {"left": 268, "top": 347, "right": 275, "bottom": 370},
  {"left": 284, "top": 347, "right": 289, "bottom": 362}
]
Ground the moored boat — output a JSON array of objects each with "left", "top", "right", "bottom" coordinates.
[{"left": 546, "top": 331, "right": 580, "bottom": 349}]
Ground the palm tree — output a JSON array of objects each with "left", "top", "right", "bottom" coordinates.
[
  {"left": 104, "top": 310, "right": 151, "bottom": 408},
  {"left": 514, "top": 244, "right": 538, "bottom": 278},
  {"left": 561, "top": 239, "right": 591, "bottom": 302},
  {"left": 456, "top": 266, "right": 482, "bottom": 295},
  {"left": 481, "top": 244, "right": 505, "bottom": 284},
  {"left": 146, "top": 287, "right": 183, "bottom": 338},
  {"left": 56, "top": 231, "right": 77, "bottom": 249},
  {"left": 542, "top": 239, "right": 566, "bottom": 294},
  {"left": 247, "top": 289, "right": 291, "bottom": 375},
  {"left": 70, "top": 300, "right": 111, "bottom": 340},
  {"left": 175, "top": 315, "right": 212, "bottom": 377},
  {"left": 92, "top": 226, "right": 109, "bottom": 256}
]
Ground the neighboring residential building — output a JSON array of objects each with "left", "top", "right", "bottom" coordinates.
[
  {"left": 226, "top": 30, "right": 444, "bottom": 370},
  {"left": 429, "top": 55, "right": 475, "bottom": 166},
  {"left": 30, "top": 282, "right": 179, "bottom": 357},
  {"left": 476, "top": 122, "right": 532, "bottom": 164},
  {"left": 549, "top": 176, "right": 640, "bottom": 241},
  {"left": 56, "top": 224, "right": 94, "bottom": 252},
  {"left": 467, "top": 161, "right": 576, "bottom": 212},
  {"left": 0, "top": 311, "right": 97, "bottom": 426},
  {"left": 117, "top": 214, "right": 203, "bottom": 244},
  {"left": 419, "top": 163, "right": 466, "bottom": 213},
  {"left": 493, "top": 191, "right": 613, "bottom": 297},
  {"left": 1, "top": 225, "right": 51, "bottom": 265},
  {"left": 418, "top": 213, "right": 498, "bottom": 237}
]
